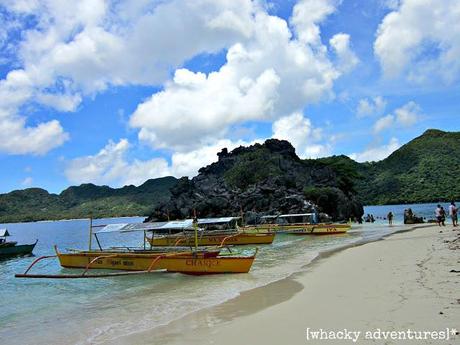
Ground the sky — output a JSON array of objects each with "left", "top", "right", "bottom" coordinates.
[{"left": 0, "top": 0, "right": 459, "bottom": 194}]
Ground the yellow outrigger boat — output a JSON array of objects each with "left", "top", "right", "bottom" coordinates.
[
  {"left": 243, "top": 213, "right": 351, "bottom": 235},
  {"left": 146, "top": 217, "right": 275, "bottom": 247},
  {"left": 15, "top": 218, "right": 257, "bottom": 278}
]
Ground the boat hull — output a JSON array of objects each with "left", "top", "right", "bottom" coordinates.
[
  {"left": 147, "top": 232, "right": 275, "bottom": 246},
  {"left": 244, "top": 223, "right": 350, "bottom": 235},
  {"left": 0, "top": 242, "right": 36, "bottom": 258},
  {"left": 161, "top": 256, "right": 256, "bottom": 275},
  {"left": 57, "top": 250, "right": 217, "bottom": 271},
  {"left": 56, "top": 250, "right": 256, "bottom": 274}
]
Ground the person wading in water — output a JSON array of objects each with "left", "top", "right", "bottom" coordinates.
[{"left": 387, "top": 211, "right": 394, "bottom": 225}]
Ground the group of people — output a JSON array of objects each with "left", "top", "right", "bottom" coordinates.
[{"left": 435, "top": 202, "right": 458, "bottom": 227}]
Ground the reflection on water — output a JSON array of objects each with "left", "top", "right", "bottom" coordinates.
[{"left": 0, "top": 210, "right": 416, "bottom": 345}]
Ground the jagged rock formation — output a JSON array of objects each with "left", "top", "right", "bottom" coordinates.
[{"left": 146, "top": 139, "right": 363, "bottom": 222}]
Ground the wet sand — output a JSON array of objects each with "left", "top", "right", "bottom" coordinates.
[{"left": 112, "top": 224, "right": 459, "bottom": 345}]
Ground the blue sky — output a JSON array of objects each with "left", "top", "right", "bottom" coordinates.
[{"left": 0, "top": 0, "right": 459, "bottom": 194}]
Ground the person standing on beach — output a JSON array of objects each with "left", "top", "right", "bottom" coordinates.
[
  {"left": 440, "top": 206, "right": 446, "bottom": 226},
  {"left": 449, "top": 202, "right": 458, "bottom": 227},
  {"left": 435, "top": 205, "right": 442, "bottom": 226},
  {"left": 387, "top": 211, "right": 393, "bottom": 225}
]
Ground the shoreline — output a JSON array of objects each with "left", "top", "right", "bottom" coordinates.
[{"left": 107, "top": 223, "right": 460, "bottom": 345}]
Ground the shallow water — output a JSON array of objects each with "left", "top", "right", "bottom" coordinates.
[
  {"left": 364, "top": 201, "right": 458, "bottom": 224},
  {"left": 0, "top": 206, "right": 432, "bottom": 345}
]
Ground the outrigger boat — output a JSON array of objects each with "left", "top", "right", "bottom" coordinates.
[
  {"left": 0, "top": 229, "right": 37, "bottom": 259},
  {"left": 243, "top": 213, "right": 351, "bottom": 235},
  {"left": 146, "top": 217, "right": 275, "bottom": 247},
  {"left": 16, "top": 218, "right": 257, "bottom": 278}
]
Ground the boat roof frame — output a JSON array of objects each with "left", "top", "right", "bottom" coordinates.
[
  {"left": 278, "top": 213, "right": 315, "bottom": 218},
  {"left": 94, "top": 217, "right": 241, "bottom": 234}
]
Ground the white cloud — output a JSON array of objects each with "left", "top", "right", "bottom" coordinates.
[
  {"left": 356, "top": 96, "right": 386, "bottom": 117},
  {"left": 21, "top": 176, "right": 33, "bottom": 187},
  {"left": 0, "top": 0, "right": 356, "bottom": 156},
  {"left": 291, "top": 0, "right": 337, "bottom": 46},
  {"left": 329, "top": 33, "right": 359, "bottom": 73},
  {"left": 350, "top": 137, "right": 400, "bottom": 162},
  {"left": 394, "top": 101, "right": 420, "bottom": 127},
  {"left": 272, "top": 112, "right": 330, "bottom": 158},
  {"left": 373, "top": 114, "right": 394, "bottom": 133},
  {"left": 374, "top": 0, "right": 460, "bottom": 83},
  {"left": 130, "top": 0, "right": 353, "bottom": 151},
  {"left": 64, "top": 138, "right": 255, "bottom": 187},
  {"left": 0, "top": 117, "right": 68, "bottom": 155},
  {"left": 0, "top": 0, "right": 260, "bottom": 155},
  {"left": 372, "top": 100, "right": 421, "bottom": 133},
  {"left": 65, "top": 139, "right": 171, "bottom": 186}
]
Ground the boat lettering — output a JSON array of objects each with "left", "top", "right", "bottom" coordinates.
[
  {"left": 109, "top": 260, "right": 121, "bottom": 266},
  {"left": 185, "top": 259, "right": 219, "bottom": 268},
  {"left": 209, "top": 237, "right": 236, "bottom": 243},
  {"left": 122, "top": 260, "right": 134, "bottom": 266}
]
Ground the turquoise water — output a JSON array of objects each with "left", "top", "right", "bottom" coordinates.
[
  {"left": 364, "top": 202, "right": 458, "bottom": 224},
  {"left": 0, "top": 209, "right": 424, "bottom": 345}
]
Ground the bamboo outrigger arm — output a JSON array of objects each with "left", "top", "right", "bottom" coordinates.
[
  {"left": 218, "top": 234, "right": 238, "bottom": 247},
  {"left": 15, "top": 246, "right": 169, "bottom": 279},
  {"left": 174, "top": 237, "right": 186, "bottom": 247}
]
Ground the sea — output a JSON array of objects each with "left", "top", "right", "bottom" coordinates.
[{"left": 0, "top": 202, "right": 451, "bottom": 345}]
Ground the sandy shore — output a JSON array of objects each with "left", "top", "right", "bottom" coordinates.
[{"left": 113, "top": 225, "right": 459, "bottom": 345}]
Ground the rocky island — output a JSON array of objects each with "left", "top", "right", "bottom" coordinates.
[{"left": 146, "top": 139, "right": 363, "bottom": 222}]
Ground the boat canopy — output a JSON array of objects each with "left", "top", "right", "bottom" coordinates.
[
  {"left": 95, "top": 220, "right": 194, "bottom": 234},
  {"left": 260, "top": 215, "right": 278, "bottom": 219},
  {"left": 94, "top": 217, "right": 241, "bottom": 234},
  {"left": 0, "top": 228, "right": 10, "bottom": 237}
]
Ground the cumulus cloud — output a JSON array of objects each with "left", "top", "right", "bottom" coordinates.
[
  {"left": 64, "top": 138, "right": 255, "bottom": 186},
  {"left": 0, "top": 0, "right": 356, "bottom": 156},
  {"left": 329, "top": 33, "right": 359, "bottom": 73},
  {"left": 356, "top": 96, "right": 386, "bottom": 117},
  {"left": 394, "top": 101, "right": 421, "bottom": 126},
  {"left": 272, "top": 112, "right": 330, "bottom": 158},
  {"left": 130, "top": 0, "right": 352, "bottom": 151},
  {"left": 291, "top": 0, "right": 337, "bottom": 46},
  {"left": 373, "top": 114, "right": 394, "bottom": 133},
  {"left": 0, "top": 117, "right": 68, "bottom": 155},
  {"left": 374, "top": 0, "right": 460, "bottom": 83},
  {"left": 0, "top": 0, "right": 260, "bottom": 155},
  {"left": 372, "top": 101, "right": 421, "bottom": 133},
  {"left": 350, "top": 137, "right": 400, "bottom": 162},
  {"left": 65, "top": 139, "right": 167, "bottom": 186}
]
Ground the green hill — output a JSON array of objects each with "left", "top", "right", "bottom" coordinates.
[
  {"left": 0, "top": 177, "right": 178, "bottom": 223},
  {"left": 355, "top": 129, "right": 460, "bottom": 204}
]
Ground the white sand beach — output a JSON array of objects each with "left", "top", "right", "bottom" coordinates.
[{"left": 114, "top": 224, "right": 459, "bottom": 345}]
